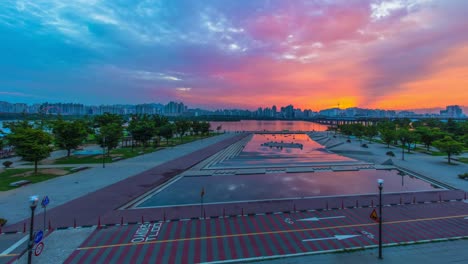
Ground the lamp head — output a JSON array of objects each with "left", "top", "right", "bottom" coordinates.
[
  {"left": 377, "top": 179, "right": 384, "bottom": 186},
  {"left": 29, "top": 195, "right": 39, "bottom": 208}
]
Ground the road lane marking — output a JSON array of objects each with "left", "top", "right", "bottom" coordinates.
[
  {"left": 0, "top": 253, "right": 19, "bottom": 258},
  {"left": 297, "top": 216, "right": 346, "bottom": 222},
  {"left": 77, "top": 213, "right": 468, "bottom": 251},
  {"left": 0, "top": 235, "right": 28, "bottom": 255},
  {"left": 302, "top": 234, "right": 360, "bottom": 242}
]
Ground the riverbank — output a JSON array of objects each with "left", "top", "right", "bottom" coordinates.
[{"left": 310, "top": 132, "right": 468, "bottom": 192}]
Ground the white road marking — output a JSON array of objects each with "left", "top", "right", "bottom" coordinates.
[
  {"left": 297, "top": 216, "right": 346, "bottom": 222},
  {"left": 302, "top": 234, "right": 360, "bottom": 242},
  {"left": 0, "top": 235, "right": 29, "bottom": 255}
]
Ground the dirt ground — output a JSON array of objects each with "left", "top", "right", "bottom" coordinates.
[{"left": 13, "top": 168, "right": 69, "bottom": 177}]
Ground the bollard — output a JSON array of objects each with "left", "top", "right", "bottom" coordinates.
[
  {"left": 293, "top": 204, "right": 296, "bottom": 212},
  {"left": 341, "top": 200, "right": 344, "bottom": 209},
  {"left": 439, "top": 193, "right": 442, "bottom": 203},
  {"left": 121, "top": 216, "right": 124, "bottom": 225},
  {"left": 326, "top": 201, "right": 329, "bottom": 210},
  {"left": 48, "top": 220, "right": 52, "bottom": 231},
  {"left": 355, "top": 200, "right": 358, "bottom": 208},
  {"left": 23, "top": 222, "right": 26, "bottom": 233},
  {"left": 241, "top": 208, "right": 244, "bottom": 216},
  {"left": 163, "top": 211, "right": 166, "bottom": 222},
  {"left": 413, "top": 196, "right": 416, "bottom": 204},
  {"left": 371, "top": 200, "right": 374, "bottom": 207},
  {"left": 98, "top": 216, "right": 101, "bottom": 229},
  {"left": 141, "top": 216, "right": 144, "bottom": 224},
  {"left": 204, "top": 209, "right": 206, "bottom": 219},
  {"left": 400, "top": 196, "right": 403, "bottom": 205},
  {"left": 74, "top": 218, "right": 77, "bottom": 228},
  {"left": 223, "top": 208, "right": 225, "bottom": 218}
]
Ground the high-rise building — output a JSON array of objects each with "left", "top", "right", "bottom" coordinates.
[{"left": 440, "top": 105, "right": 463, "bottom": 118}]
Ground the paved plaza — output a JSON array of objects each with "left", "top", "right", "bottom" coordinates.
[{"left": 1, "top": 131, "right": 467, "bottom": 263}]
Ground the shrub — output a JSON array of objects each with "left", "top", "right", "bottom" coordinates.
[
  {"left": 2, "top": 161, "right": 13, "bottom": 168},
  {"left": 386, "top": 151, "right": 395, "bottom": 157},
  {"left": 458, "top": 173, "right": 468, "bottom": 180},
  {"left": 0, "top": 218, "right": 7, "bottom": 226}
]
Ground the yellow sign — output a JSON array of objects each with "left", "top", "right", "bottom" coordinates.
[{"left": 370, "top": 209, "right": 379, "bottom": 222}]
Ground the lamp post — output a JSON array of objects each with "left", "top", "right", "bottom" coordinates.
[
  {"left": 377, "top": 179, "right": 384, "bottom": 259},
  {"left": 28, "top": 195, "right": 39, "bottom": 264},
  {"left": 102, "top": 136, "right": 106, "bottom": 168}
]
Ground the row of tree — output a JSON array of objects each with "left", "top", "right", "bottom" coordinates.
[
  {"left": 0, "top": 114, "right": 214, "bottom": 173},
  {"left": 337, "top": 119, "right": 467, "bottom": 163}
]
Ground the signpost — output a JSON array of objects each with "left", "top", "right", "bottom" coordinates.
[
  {"left": 200, "top": 187, "right": 205, "bottom": 218},
  {"left": 41, "top": 196, "right": 50, "bottom": 231},
  {"left": 34, "top": 242, "right": 44, "bottom": 257},
  {"left": 34, "top": 230, "right": 43, "bottom": 244},
  {"left": 370, "top": 209, "right": 379, "bottom": 222}
]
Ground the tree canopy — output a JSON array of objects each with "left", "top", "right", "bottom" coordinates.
[
  {"left": 6, "top": 125, "right": 53, "bottom": 174},
  {"left": 52, "top": 118, "right": 89, "bottom": 156},
  {"left": 433, "top": 136, "right": 464, "bottom": 164}
]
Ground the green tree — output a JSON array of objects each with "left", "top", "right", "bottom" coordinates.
[
  {"left": 433, "top": 136, "right": 464, "bottom": 164},
  {"left": 127, "top": 114, "right": 155, "bottom": 148},
  {"left": 151, "top": 114, "right": 169, "bottom": 128},
  {"left": 52, "top": 119, "right": 89, "bottom": 157},
  {"left": 97, "top": 123, "right": 123, "bottom": 155},
  {"left": 379, "top": 129, "right": 396, "bottom": 148},
  {"left": 159, "top": 124, "right": 174, "bottom": 145},
  {"left": 415, "top": 127, "right": 443, "bottom": 151},
  {"left": 191, "top": 120, "right": 201, "bottom": 136},
  {"left": 397, "top": 129, "right": 411, "bottom": 160},
  {"left": 94, "top": 113, "right": 124, "bottom": 155},
  {"left": 151, "top": 115, "right": 169, "bottom": 146},
  {"left": 94, "top": 113, "right": 124, "bottom": 128},
  {"left": 175, "top": 120, "right": 191, "bottom": 142},
  {"left": 352, "top": 124, "right": 365, "bottom": 143},
  {"left": 365, "top": 125, "right": 378, "bottom": 143},
  {"left": 405, "top": 131, "right": 419, "bottom": 153},
  {"left": 200, "top": 121, "right": 211, "bottom": 135},
  {"left": 6, "top": 126, "right": 53, "bottom": 174}
]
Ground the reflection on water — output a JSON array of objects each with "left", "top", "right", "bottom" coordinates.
[
  {"left": 215, "top": 134, "right": 354, "bottom": 168},
  {"left": 210, "top": 120, "right": 327, "bottom": 132},
  {"left": 137, "top": 170, "right": 440, "bottom": 207}
]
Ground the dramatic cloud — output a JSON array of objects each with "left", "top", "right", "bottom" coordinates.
[{"left": 0, "top": 0, "right": 467, "bottom": 110}]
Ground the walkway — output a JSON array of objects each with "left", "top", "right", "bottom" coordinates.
[
  {"left": 312, "top": 132, "right": 468, "bottom": 192},
  {"left": 0, "top": 133, "right": 240, "bottom": 226}
]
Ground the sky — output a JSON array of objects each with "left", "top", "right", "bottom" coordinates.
[{"left": 0, "top": 0, "right": 467, "bottom": 111}]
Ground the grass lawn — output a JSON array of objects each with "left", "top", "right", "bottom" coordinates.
[
  {"left": 52, "top": 133, "right": 218, "bottom": 164},
  {"left": 0, "top": 168, "right": 73, "bottom": 191},
  {"left": 458, "top": 157, "right": 468, "bottom": 164},
  {"left": 53, "top": 155, "right": 113, "bottom": 164}
]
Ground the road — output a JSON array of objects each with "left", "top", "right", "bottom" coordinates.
[{"left": 62, "top": 201, "right": 468, "bottom": 263}]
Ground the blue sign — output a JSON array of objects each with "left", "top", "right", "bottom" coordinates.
[
  {"left": 41, "top": 196, "right": 49, "bottom": 208},
  {"left": 34, "top": 230, "right": 44, "bottom": 244}
]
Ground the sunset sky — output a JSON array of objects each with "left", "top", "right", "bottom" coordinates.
[{"left": 0, "top": 0, "right": 467, "bottom": 111}]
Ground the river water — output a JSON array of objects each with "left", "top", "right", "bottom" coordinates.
[{"left": 210, "top": 120, "right": 327, "bottom": 132}]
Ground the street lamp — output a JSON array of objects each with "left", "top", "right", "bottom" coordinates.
[
  {"left": 102, "top": 136, "right": 106, "bottom": 168},
  {"left": 28, "top": 195, "right": 39, "bottom": 264},
  {"left": 377, "top": 179, "right": 384, "bottom": 259}
]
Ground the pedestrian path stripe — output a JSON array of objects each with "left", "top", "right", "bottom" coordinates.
[
  {"left": 77, "top": 213, "right": 468, "bottom": 251},
  {"left": 0, "top": 235, "right": 28, "bottom": 255}
]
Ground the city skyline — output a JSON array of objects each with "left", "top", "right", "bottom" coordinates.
[
  {"left": 0, "top": 99, "right": 465, "bottom": 118},
  {"left": 1, "top": 1, "right": 467, "bottom": 110}
]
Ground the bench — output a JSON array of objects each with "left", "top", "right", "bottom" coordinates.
[
  {"left": 9, "top": 180, "right": 31, "bottom": 187},
  {"left": 70, "top": 166, "right": 89, "bottom": 172}
]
